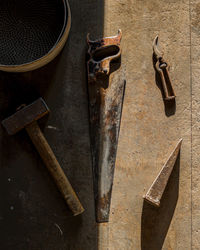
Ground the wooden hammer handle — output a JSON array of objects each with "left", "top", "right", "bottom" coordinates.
[{"left": 25, "top": 121, "right": 84, "bottom": 216}]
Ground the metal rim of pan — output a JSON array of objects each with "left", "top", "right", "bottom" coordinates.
[{"left": 0, "top": 0, "right": 71, "bottom": 72}]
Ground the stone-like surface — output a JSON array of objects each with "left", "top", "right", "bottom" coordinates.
[
  {"left": 191, "top": 1, "right": 200, "bottom": 249},
  {"left": 0, "top": 1, "right": 104, "bottom": 249},
  {"left": 105, "top": 0, "right": 192, "bottom": 249},
  {"left": 0, "top": 0, "right": 198, "bottom": 249}
]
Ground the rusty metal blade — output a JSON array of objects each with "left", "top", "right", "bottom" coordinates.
[
  {"left": 87, "top": 31, "right": 125, "bottom": 223},
  {"left": 144, "top": 138, "right": 182, "bottom": 207},
  {"left": 88, "top": 66, "right": 125, "bottom": 222}
]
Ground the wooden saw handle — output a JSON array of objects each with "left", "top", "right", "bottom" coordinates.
[{"left": 25, "top": 121, "right": 84, "bottom": 216}]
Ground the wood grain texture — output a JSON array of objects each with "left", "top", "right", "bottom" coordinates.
[
  {"left": 191, "top": 0, "right": 200, "bottom": 249},
  {"left": 0, "top": 0, "right": 199, "bottom": 249},
  {"left": 25, "top": 121, "right": 84, "bottom": 216},
  {"left": 0, "top": 1, "right": 104, "bottom": 249},
  {"left": 105, "top": 0, "right": 192, "bottom": 249}
]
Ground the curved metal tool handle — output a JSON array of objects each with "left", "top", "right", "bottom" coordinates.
[
  {"left": 156, "top": 61, "right": 176, "bottom": 101},
  {"left": 25, "top": 121, "right": 84, "bottom": 216},
  {"left": 153, "top": 36, "right": 176, "bottom": 101}
]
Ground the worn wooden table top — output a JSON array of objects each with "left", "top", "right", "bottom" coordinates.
[{"left": 0, "top": 0, "right": 199, "bottom": 249}]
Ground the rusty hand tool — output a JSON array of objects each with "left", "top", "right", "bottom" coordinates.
[
  {"left": 87, "top": 30, "right": 122, "bottom": 81},
  {"left": 87, "top": 29, "right": 124, "bottom": 222},
  {"left": 153, "top": 35, "right": 176, "bottom": 101},
  {"left": 2, "top": 98, "right": 84, "bottom": 216},
  {"left": 87, "top": 30, "right": 125, "bottom": 250},
  {"left": 144, "top": 139, "right": 182, "bottom": 207},
  {"left": 87, "top": 30, "right": 125, "bottom": 249}
]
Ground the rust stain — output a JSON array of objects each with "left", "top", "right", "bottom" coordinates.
[
  {"left": 144, "top": 139, "right": 182, "bottom": 207},
  {"left": 87, "top": 31, "right": 126, "bottom": 222},
  {"left": 153, "top": 36, "right": 175, "bottom": 101},
  {"left": 87, "top": 30, "right": 122, "bottom": 81}
]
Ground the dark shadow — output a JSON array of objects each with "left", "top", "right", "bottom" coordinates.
[
  {"left": 141, "top": 153, "right": 180, "bottom": 250},
  {"left": 152, "top": 54, "right": 176, "bottom": 117},
  {"left": 0, "top": 56, "right": 59, "bottom": 119},
  {"left": 93, "top": 45, "right": 120, "bottom": 62},
  {"left": 0, "top": 1, "right": 104, "bottom": 249}
]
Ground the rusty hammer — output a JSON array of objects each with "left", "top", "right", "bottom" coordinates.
[{"left": 2, "top": 98, "right": 84, "bottom": 216}]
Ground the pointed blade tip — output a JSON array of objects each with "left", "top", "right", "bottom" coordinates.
[
  {"left": 170, "top": 138, "right": 183, "bottom": 162},
  {"left": 153, "top": 35, "right": 162, "bottom": 55},
  {"left": 177, "top": 138, "right": 183, "bottom": 149}
]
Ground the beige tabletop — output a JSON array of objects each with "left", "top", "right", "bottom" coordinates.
[{"left": 0, "top": 1, "right": 199, "bottom": 249}]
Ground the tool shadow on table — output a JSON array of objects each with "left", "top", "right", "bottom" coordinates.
[
  {"left": 141, "top": 153, "right": 180, "bottom": 250},
  {"left": 0, "top": 0, "right": 105, "bottom": 249},
  {"left": 0, "top": 59, "right": 86, "bottom": 249},
  {"left": 152, "top": 54, "right": 176, "bottom": 117},
  {"left": 0, "top": 59, "right": 95, "bottom": 250}
]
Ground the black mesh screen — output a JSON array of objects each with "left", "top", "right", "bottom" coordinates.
[{"left": 0, "top": 0, "right": 66, "bottom": 66}]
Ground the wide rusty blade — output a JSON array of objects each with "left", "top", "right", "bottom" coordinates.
[
  {"left": 88, "top": 67, "right": 125, "bottom": 222},
  {"left": 144, "top": 139, "right": 182, "bottom": 207},
  {"left": 87, "top": 31, "right": 125, "bottom": 223}
]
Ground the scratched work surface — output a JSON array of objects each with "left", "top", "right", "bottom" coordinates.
[
  {"left": 0, "top": 0, "right": 199, "bottom": 250},
  {"left": 106, "top": 0, "right": 195, "bottom": 249},
  {"left": 0, "top": 1, "right": 104, "bottom": 249}
]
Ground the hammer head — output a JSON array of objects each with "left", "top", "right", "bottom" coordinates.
[{"left": 2, "top": 98, "right": 49, "bottom": 135}]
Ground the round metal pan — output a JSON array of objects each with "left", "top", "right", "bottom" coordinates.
[{"left": 0, "top": 0, "right": 71, "bottom": 72}]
